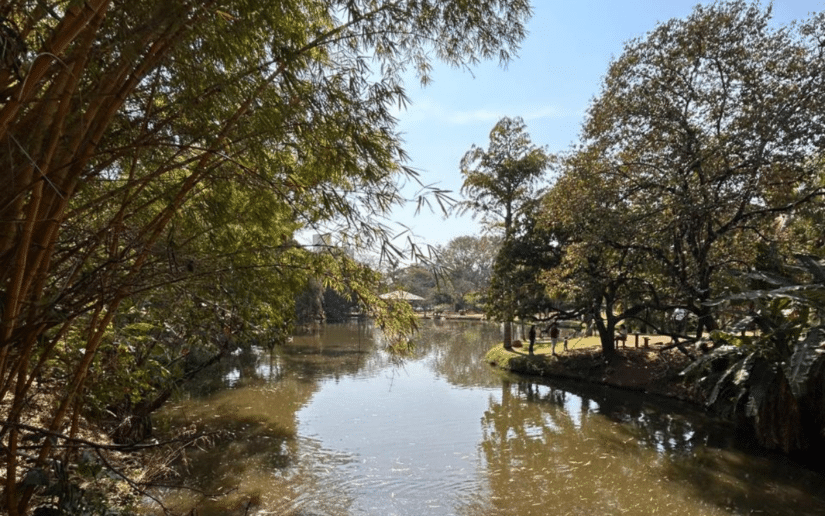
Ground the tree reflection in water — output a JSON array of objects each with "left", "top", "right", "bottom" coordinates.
[
  {"left": 470, "top": 377, "right": 825, "bottom": 516},
  {"left": 156, "top": 320, "right": 825, "bottom": 516}
]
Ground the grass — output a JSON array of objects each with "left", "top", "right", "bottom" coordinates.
[
  {"left": 510, "top": 333, "right": 673, "bottom": 355},
  {"left": 510, "top": 336, "right": 601, "bottom": 355},
  {"left": 485, "top": 328, "right": 701, "bottom": 408}
]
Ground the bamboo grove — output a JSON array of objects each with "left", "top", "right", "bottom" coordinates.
[{"left": 0, "top": 1, "right": 531, "bottom": 513}]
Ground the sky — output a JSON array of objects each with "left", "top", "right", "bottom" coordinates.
[{"left": 384, "top": 0, "right": 825, "bottom": 250}]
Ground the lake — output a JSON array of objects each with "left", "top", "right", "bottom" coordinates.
[{"left": 154, "top": 319, "right": 825, "bottom": 515}]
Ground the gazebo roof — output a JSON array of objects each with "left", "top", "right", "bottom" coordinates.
[{"left": 379, "top": 290, "right": 425, "bottom": 301}]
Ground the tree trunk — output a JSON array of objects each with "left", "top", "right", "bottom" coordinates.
[
  {"left": 592, "top": 294, "right": 617, "bottom": 357},
  {"left": 600, "top": 320, "right": 616, "bottom": 356}
]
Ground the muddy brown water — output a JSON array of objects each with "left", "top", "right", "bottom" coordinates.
[{"left": 153, "top": 319, "right": 825, "bottom": 515}]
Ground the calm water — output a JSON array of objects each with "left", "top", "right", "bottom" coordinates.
[{"left": 155, "top": 320, "right": 825, "bottom": 515}]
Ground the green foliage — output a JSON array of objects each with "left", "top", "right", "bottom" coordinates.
[
  {"left": 536, "top": 150, "right": 654, "bottom": 352},
  {"left": 486, "top": 207, "right": 560, "bottom": 323},
  {"left": 323, "top": 287, "right": 358, "bottom": 323},
  {"left": 535, "top": 2, "right": 825, "bottom": 352},
  {"left": 0, "top": 0, "right": 532, "bottom": 512},
  {"left": 458, "top": 117, "right": 551, "bottom": 345},
  {"left": 433, "top": 234, "right": 500, "bottom": 310},
  {"left": 390, "top": 264, "right": 437, "bottom": 301},
  {"left": 586, "top": 0, "right": 824, "bottom": 318},
  {"left": 25, "top": 458, "right": 129, "bottom": 516},
  {"left": 785, "top": 327, "right": 825, "bottom": 399},
  {"left": 683, "top": 254, "right": 825, "bottom": 452},
  {"left": 717, "top": 253, "right": 825, "bottom": 358},
  {"left": 458, "top": 117, "right": 551, "bottom": 236}
]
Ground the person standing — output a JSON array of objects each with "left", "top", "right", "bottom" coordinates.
[
  {"left": 549, "top": 321, "right": 560, "bottom": 355},
  {"left": 528, "top": 324, "right": 537, "bottom": 355}
]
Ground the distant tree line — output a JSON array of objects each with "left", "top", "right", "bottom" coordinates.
[{"left": 372, "top": 235, "right": 501, "bottom": 313}]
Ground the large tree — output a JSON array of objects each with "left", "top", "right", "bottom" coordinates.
[
  {"left": 578, "top": 1, "right": 825, "bottom": 339},
  {"left": 458, "top": 116, "right": 550, "bottom": 348},
  {"left": 537, "top": 150, "right": 654, "bottom": 354},
  {"left": 0, "top": 1, "right": 531, "bottom": 513}
]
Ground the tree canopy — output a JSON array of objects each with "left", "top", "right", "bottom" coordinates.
[
  {"left": 437, "top": 234, "right": 501, "bottom": 309},
  {"left": 537, "top": 1, "right": 825, "bottom": 354},
  {"left": 458, "top": 116, "right": 550, "bottom": 238},
  {"left": 0, "top": 1, "right": 532, "bottom": 513},
  {"left": 458, "top": 116, "right": 551, "bottom": 347}
]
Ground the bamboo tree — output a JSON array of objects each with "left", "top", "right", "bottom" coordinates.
[{"left": 0, "top": 1, "right": 531, "bottom": 513}]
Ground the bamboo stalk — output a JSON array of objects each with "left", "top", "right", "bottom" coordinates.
[{"left": 0, "top": 0, "right": 110, "bottom": 136}]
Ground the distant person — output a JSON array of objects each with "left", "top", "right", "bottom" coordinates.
[
  {"left": 549, "top": 321, "right": 560, "bottom": 355},
  {"left": 528, "top": 324, "right": 537, "bottom": 355},
  {"left": 616, "top": 325, "right": 628, "bottom": 348}
]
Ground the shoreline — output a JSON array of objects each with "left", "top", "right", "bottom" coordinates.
[{"left": 484, "top": 343, "right": 699, "bottom": 404}]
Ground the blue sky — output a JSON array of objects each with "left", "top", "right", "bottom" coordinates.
[{"left": 387, "top": 0, "right": 824, "bottom": 250}]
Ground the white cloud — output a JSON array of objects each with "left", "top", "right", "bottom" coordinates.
[
  {"left": 446, "top": 109, "right": 503, "bottom": 124},
  {"left": 399, "top": 98, "right": 577, "bottom": 126},
  {"left": 523, "top": 105, "right": 583, "bottom": 121}
]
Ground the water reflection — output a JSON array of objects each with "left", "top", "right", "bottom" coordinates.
[
  {"left": 419, "top": 320, "right": 505, "bottom": 389},
  {"left": 154, "top": 320, "right": 825, "bottom": 516},
  {"left": 468, "top": 377, "right": 825, "bottom": 516}
]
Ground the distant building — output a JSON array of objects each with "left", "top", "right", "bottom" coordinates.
[
  {"left": 312, "top": 233, "right": 354, "bottom": 258},
  {"left": 312, "top": 233, "right": 332, "bottom": 251}
]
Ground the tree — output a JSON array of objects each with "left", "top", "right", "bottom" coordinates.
[
  {"left": 436, "top": 235, "right": 501, "bottom": 310},
  {"left": 579, "top": 1, "right": 825, "bottom": 339},
  {"left": 780, "top": 165, "right": 825, "bottom": 260},
  {"left": 458, "top": 116, "right": 550, "bottom": 348},
  {"left": 500, "top": 197, "right": 562, "bottom": 324},
  {"left": 538, "top": 150, "right": 655, "bottom": 355},
  {"left": 393, "top": 263, "right": 437, "bottom": 301},
  {"left": 0, "top": 1, "right": 531, "bottom": 513}
]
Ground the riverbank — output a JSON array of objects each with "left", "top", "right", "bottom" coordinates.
[{"left": 485, "top": 340, "right": 698, "bottom": 403}]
